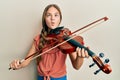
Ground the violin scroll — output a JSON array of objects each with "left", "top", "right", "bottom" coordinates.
[
  {"left": 89, "top": 53, "right": 112, "bottom": 74},
  {"left": 89, "top": 53, "right": 104, "bottom": 68},
  {"left": 92, "top": 56, "right": 112, "bottom": 74}
]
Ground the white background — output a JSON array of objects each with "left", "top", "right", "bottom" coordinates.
[{"left": 0, "top": 0, "right": 120, "bottom": 80}]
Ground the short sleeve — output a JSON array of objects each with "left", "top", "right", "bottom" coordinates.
[{"left": 33, "top": 34, "right": 40, "bottom": 51}]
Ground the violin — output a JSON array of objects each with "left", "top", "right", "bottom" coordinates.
[
  {"left": 47, "top": 25, "right": 112, "bottom": 74},
  {"left": 9, "top": 17, "right": 112, "bottom": 74}
]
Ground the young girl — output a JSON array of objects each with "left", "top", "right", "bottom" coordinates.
[{"left": 9, "top": 4, "right": 89, "bottom": 80}]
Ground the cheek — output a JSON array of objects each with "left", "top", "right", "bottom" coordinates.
[{"left": 45, "top": 18, "right": 50, "bottom": 25}]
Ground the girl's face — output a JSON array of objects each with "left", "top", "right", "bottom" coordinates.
[{"left": 45, "top": 6, "right": 61, "bottom": 29}]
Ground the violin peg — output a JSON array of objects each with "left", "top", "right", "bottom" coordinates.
[
  {"left": 99, "top": 53, "right": 104, "bottom": 58},
  {"left": 89, "top": 63, "right": 95, "bottom": 68},
  {"left": 104, "top": 58, "right": 110, "bottom": 63},
  {"left": 94, "top": 69, "right": 101, "bottom": 75}
]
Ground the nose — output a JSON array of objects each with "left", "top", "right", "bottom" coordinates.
[{"left": 51, "top": 15, "right": 55, "bottom": 21}]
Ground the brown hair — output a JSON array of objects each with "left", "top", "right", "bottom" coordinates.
[{"left": 37, "top": 4, "right": 62, "bottom": 62}]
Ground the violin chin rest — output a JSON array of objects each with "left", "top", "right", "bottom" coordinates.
[{"left": 49, "top": 26, "right": 64, "bottom": 34}]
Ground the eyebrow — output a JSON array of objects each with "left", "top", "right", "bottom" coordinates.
[{"left": 46, "top": 11, "right": 60, "bottom": 15}]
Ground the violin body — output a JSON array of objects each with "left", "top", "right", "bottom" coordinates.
[
  {"left": 47, "top": 28, "right": 84, "bottom": 54},
  {"left": 59, "top": 35, "right": 84, "bottom": 54}
]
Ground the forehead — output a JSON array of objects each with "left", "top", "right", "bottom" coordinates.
[{"left": 46, "top": 6, "right": 59, "bottom": 14}]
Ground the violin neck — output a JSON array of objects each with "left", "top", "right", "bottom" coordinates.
[{"left": 64, "top": 36, "right": 95, "bottom": 57}]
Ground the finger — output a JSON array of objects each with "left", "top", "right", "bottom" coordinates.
[
  {"left": 85, "top": 50, "right": 89, "bottom": 58},
  {"left": 13, "top": 60, "right": 19, "bottom": 69},
  {"left": 86, "top": 46, "right": 90, "bottom": 49},
  {"left": 10, "top": 63, "right": 13, "bottom": 69},
  {"left": 9, "top": 60, "right": 19, "bottom": 70},
  {"left": 17, "top": 60, "right": 20, "bottom": 65},
  {"left": 15, "top": 60, "right": 21, "bottom": 69},
  {"left": 76, "top": 47, "right": 79, "bottom": 52},
  {"left": 17, "top": 60, "right": 21, "bottom": 69},
  {"left": 77, "top": 48, "right": 81, "bottom": 57},
  {"left": 14, "top": 60, "right": 18, "bottom": 69},
  {"left": 10, "top": 60, "right": 16, "bottom": 70},
  {"left": 81, "top": 48, "right": 85, "bottom": 57}
]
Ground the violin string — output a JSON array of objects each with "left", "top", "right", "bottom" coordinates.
[{"left": 30, "top": 19, "right": 106, "bottom": 61}]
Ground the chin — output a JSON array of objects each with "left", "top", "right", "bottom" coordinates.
[{"left": 50, "top": 26, "right": 58, "bottom": 29}]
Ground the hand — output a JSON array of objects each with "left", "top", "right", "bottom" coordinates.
[
  {"left": 9, "top": 59, "right": 22, "bottom": 70},
  {"left": 76, "top": 47, "right": 89, "bottom": 58}
]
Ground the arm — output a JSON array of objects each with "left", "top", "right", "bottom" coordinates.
[
  {"left": 9, "top": 42, "right": 37, "bottom": 70},
  {"left": 69, "top": 47, "right": 89, "bottom": 70}
]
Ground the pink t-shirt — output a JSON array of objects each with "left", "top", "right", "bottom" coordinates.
[{"left": 34, "top": 35, "right": 67, "bottom": 80}]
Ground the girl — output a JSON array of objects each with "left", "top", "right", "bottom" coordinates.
[{"left": 10, "top": 4, "right": 89, "bottom": 80}]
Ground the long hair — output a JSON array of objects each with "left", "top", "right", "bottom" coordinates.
[{"left": 37, "top": 4, "right": 62, "bottom": 62}]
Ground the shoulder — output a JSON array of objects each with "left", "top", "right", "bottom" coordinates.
[
  {"left": 34, "top": 34, "right": 40, "bottom": 40},
  {"left": 33, "top": 34, "right": 40, "bottom": 43}
]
